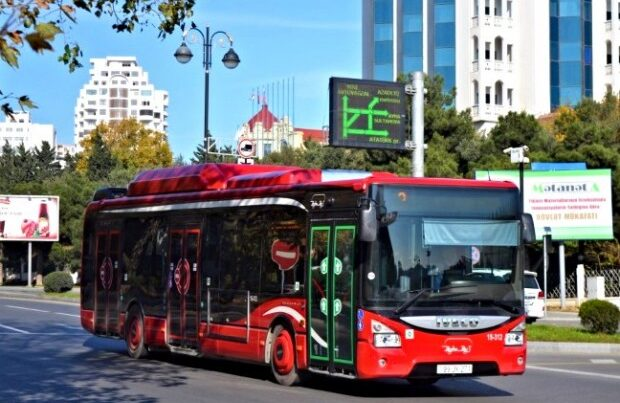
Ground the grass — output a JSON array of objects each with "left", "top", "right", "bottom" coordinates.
[
  {"left": 527, "top": 324, "right": 620, "bottom": 343},
  {"left": 41, "top": 290, "right": 80, "bottom": 300}
]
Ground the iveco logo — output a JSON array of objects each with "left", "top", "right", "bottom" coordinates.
[{"left": 436, "top": 316, "right": 480, "bottom": 329}]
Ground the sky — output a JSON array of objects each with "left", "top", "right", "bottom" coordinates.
[{"left": 1, "top": 1, "right": 362, "bottom": 160}]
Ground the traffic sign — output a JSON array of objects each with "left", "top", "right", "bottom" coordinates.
[{"left": 237, "top": 138, "right": 255, "bottom": 158}]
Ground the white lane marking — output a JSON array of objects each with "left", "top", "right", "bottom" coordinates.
[
  {"left": 590, "top": 359, "right": 617, "bottom": 364},
  {"left": 55, "top": 323, "right": 83, "bottom": 330},
  {"left": 6, "top": 305, "right": 49, "bottom": 313},
  {"left": 54, "top": 312, "right": 80, "bottom": 318},
  {"left": 0, "top": 332, "right": 85, "bottom": 336},
  {"left": 0, "top": 323, "right": 30, "bottom": 334},
  {"left": 527, "top": 365, "right": 620, "bottom": 380}
]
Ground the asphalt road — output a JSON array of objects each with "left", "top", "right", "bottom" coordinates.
[{"left": 1, "top": 297, "right": 619, "bottom": 403}]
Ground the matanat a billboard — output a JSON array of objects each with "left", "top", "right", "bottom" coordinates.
[
  {"left": 475, "top": 169, "right": 613, "bottom": 241},
  {"left": 0, "top": 195, "right": 60, "bottom": 242}
]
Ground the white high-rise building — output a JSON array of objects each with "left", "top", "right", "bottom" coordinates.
[
  {"left": 363, "top": 1, "right": 615, "bottom": 132},
  {"left": 0, "top": 112, "right": 55, "bottom": 151},
  {"left": 74, "top": 56, "right": 168, "bottom": 148}
]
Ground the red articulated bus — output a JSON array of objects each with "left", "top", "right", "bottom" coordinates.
[{"left": 80, "top": 163, "right": 535, "bottom": 386}]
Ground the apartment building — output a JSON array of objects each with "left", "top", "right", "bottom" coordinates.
[
  {"left": 362, "top": 0, "right": 615, "bottom": 132},
  {"left": 0, "top": 112, "right": 55, "bottom": 151},
  {"left": 74, "top": 56, "right": 168, "bottom": 148}
]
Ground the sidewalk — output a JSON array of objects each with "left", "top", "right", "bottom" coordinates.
[
  {"left": 0, "top": 286, "right": 618, "bottom": 355},
  {"left": 0, "top": 285, "right": 79, "bottom": 303}
]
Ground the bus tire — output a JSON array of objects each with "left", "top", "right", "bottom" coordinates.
[
  {"left": 125, "top": 306, "right": 148, "bottom": 359},
  {"left": 270, "top": 324, "right": 300, "bottom": 386}
]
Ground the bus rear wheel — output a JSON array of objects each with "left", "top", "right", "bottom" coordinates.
[
  {"left": 125, "top": 306, "right": 148, "bottom": 359},
  {"left": 270, "top": 325, "right": 300, "bottom": 386}
]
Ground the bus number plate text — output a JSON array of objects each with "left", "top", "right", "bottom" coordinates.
[{"left": 437, "top": 364, "right": 473, "bottom": 374}]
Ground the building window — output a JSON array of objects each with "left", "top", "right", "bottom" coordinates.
[
  {"left": 473, "top": 36, "right": 479, "bottom": 60},
  {"left": 485, "top": 86, "right": 491, "bottom": 104},
  {"left": 86, "top": 89, "right": 97, "bottom": 95},
  {"left": 607, "top": 0, "right": 612, "bottom": 20},
  {"left": 473, "top": 80, "right": 480, "bottom": 105},
  {"left": 607, "top": 41, "right": 612, "bottom": 65},
  {"left": 495, "top": 81, "right": 503, "bottom": 105},
  {"left": 485, "top": 42, "right": 491, "bottom": 60},
  {"left": 141, "top": 90, "right": 152, "bottom": 96},
  {"left": 485, "top": 0, "right": 490, "bottom": 15},
  {"left": 507, "top": 1, "right": 513, "bottom": 18},
  {"left": 507, "top": 88, "right": 513, "bottom": 106},
  {"left": 494, "top": 37, "right": 503, "bottom": 60},
  {"left": 507, "top": 44, "right": 513, "bottom": 62},
  {"left": 494, "top": 0, "right": 502, "bottom": 16},
  {"left": 473, "top": 0, "right": 479, "bottom": 16}
]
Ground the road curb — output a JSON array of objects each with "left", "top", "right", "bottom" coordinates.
[
  {"left": 0, "top": 290, "right": 79, "bottom": 305},
  {"left": 528, "top": 341, "right": 620, "bottom": 355}
]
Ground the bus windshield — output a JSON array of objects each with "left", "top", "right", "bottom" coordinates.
[{"left": 362, "top": 184, "right": 524, "bottom": 314}]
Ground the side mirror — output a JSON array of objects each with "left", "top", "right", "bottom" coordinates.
[
  {"left": 359, "top": 199, "right": 378, "bottom": 242},
  {"left": 521, "top": 213, "right": 536, "bottom": 244}
]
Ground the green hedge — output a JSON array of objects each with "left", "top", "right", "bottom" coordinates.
[
  {"left": 579, "top": 299, "right": 620, "bottom": 335},
  {"left": 43, "top": 271, "right": 74, "bottom": 293}
]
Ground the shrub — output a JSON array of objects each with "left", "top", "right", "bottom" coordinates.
[
  {"left": 43, "top": 271, "right": 74, "bottom": 293},
  {"left": 578, "top": 299, "right": 620, "bottom": 334}
]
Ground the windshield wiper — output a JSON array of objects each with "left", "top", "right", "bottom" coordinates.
[{"left": 394, "top": 288, "right": 431, "bottom": 315}]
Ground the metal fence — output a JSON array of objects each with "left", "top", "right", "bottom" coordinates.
[{"left": 548, "top": 266, "right": 620, "bottom": 298}]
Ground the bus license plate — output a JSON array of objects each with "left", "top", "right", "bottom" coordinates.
[{"left": 437, "top": 364, "right": 473, "bottom": 374}]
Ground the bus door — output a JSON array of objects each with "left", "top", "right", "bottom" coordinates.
[
  {"left": 167, "top": 227, "right": 201, "bottom": 348},
  {"left": 307, "top": 222, "right": 356, "bottom": 372},
  {"left": 94, "top": 229, "right": 121, "bottom": 335}
]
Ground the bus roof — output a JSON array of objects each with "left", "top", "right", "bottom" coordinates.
[{"left": 124, "top": 163, "right": 517, "bottom": 198}]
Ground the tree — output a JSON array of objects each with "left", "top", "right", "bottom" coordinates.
[
  {"left": 77, "top": 118, "right": 172, "bottom": 172},
  {"left": 0, "top": 0, "right": 196, "bottom": 116},
  {"left": 34, "top": 141, "right": 61, "bottom": 180},
  {"left": 86, "top": 132, "right": 116, "bottom": 181}
]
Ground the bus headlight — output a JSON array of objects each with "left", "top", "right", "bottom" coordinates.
[
  {"left": 374, "top": 333, "right": 401, "bottom": 347},
  {"left": 371, "top": 320, "right": 401, "bottom": 348},
  {"left": 505, "top": 321, "right": 525, "bottom": 346}
]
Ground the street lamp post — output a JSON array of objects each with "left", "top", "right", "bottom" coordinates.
[{"left": 174, "top": 25, "right": 240, "bottom": 162}]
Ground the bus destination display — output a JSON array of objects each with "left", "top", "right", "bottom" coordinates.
[{"left": 329, "top": 77, "right": 406, "bottom": 150}]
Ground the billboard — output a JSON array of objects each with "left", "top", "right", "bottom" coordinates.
[
  {"left": 0, "top": 195, "right": 59, "bottom": 242},
  {"left": 329, "top": 77, "right": 406, "bottom": 150},
  {"left": 475, "top": 170, "right": 613, "bottom": 241}
]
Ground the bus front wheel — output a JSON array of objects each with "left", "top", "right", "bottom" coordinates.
[
  {"left": 125, "top": 306, "right": 148, "bottom": 359},
  {"left": 270, "top": 325, "right": 300, "bottom": 386}
]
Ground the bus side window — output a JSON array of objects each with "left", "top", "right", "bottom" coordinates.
[{"left": 260, "top": 208, "right": 305, "bottom": 296}]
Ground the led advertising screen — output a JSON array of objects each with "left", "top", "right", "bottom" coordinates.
[
  {"left": 0, "top": 195, "right": 59, "bottom": 242},
  {"left": 329, "top": 77, "right": 407, "bottom": 150},
  {"left": 475, "top": 170, "right": 613, "bottom": 241}
]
